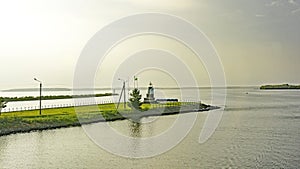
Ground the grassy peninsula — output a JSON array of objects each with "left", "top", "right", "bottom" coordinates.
[
  {"left": 0, "top": 102, "right": 216, "bottom": 136},
  {"left": 260, "top": 84, "right": 300, "bottom": 90}
]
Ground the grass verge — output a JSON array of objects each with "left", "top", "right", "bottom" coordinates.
[{"left": 0, "top": 102, "right": 216, "bottom": 136}]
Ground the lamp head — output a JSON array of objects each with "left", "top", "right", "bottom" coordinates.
[{"left": 34, "top": 78, "right": 41, "bottom": 83}]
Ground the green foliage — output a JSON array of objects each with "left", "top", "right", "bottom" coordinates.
[
  {"left": 0, "top": 99, "right": 7, "bottom": 115},
  {"left": 0, "top": 99, "right": 7, "bottom": 108},
  {"left": 128, "top": 88, "right": 142, "bottom": 110},
  {"left": 260, "top": 84, "right": 300, "bottom": 90}
]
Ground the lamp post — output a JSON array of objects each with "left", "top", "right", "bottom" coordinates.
[
  {"left": 34, "top": 78, "right": 42, "bottom": 115},
  {"left": 118, "top": 78, "right": 126, "bottom": 109}
]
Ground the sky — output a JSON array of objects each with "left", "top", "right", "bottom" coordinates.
[{"left": 0, "top": 0, "right": 300, "bottom": 89}]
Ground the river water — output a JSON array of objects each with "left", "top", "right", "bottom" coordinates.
[
  {"left": 0, "top": 88, "right": 202, "bottom": 112},
  {"left": 0, "top": 88, "right": 299, "bottom": 168},
  {"left": 0, "top": 90, "right": 115, "bottom": 112}
]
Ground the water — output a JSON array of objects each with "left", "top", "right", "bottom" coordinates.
[
  {"left": 0, "top": 89, "right": 115, "bottom": 112},
  {"left": 0, "top": 88, "right": 300, "bottom": 168},
  {"left": 1, "top": 88, "right": 206, "bottom": 112},
  {"left": 0, "top": 90, "right": 111, "bottom": 98},
  {"left": 1, "top": 96, "right": 117, "bottom": 112}
]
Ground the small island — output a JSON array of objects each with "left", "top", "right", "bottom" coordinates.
[{"left": 260, "top": 84, "right": 300, "bottom": 90}]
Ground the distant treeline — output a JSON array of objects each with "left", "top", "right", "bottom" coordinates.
[
  {"left": 1, "top": 88, "right": 115, "bottom": 92},
  {"left": 260, "top": 84, "right": 300, "bottom": 90},
  {"left": 2, "top": 88, "right": 71, "bottom": 92},
  {"left": 0, "top": 93, "right": 117, "bottom": 102}
]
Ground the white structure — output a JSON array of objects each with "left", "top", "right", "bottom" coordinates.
[{"left": 144, "top": 82, "right": 155, "bottom": 103}]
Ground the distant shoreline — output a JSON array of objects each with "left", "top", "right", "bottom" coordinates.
[
  {"left": 0, "top": 93, "right": 117, "bottom": 102},
  {"left": 260, "top": 84, "right": 300, "bottom": 90},
  {"left": 1, "top": 86, "right": 257, "bottom": 92}
]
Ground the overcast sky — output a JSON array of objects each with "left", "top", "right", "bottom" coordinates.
[{"left": 0, "top": 0, "right": 299, "bottom": 89}]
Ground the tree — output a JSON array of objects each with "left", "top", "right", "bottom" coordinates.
[
  {"left": 0, "top": 99, "right": 7, "bottom": 115},
  {"left": 128, "top": 88, "right": 142, "bottom": 110}
]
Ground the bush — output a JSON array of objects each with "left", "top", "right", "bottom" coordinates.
[{"left": 128, "top": 88, "right": 142, "bottom": 110}]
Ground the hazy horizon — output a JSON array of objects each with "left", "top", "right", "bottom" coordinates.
[
  {"left": 1, "top": 0, "right": 300, "bottom": 89},
  {"left": 1, "top": 85, "right": 261, "bottom": 91}
]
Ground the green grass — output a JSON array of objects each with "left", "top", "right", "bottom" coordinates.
[
  {"left": 0, "top": 103, "right": 120, "bottom": 136},
  {"left": 0, "top": 102, "right": 211, "bottom": 136}
]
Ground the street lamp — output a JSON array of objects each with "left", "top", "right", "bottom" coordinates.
[
  {"left": 34, "top": 78, "right": 42, "bottom": 115},
  {"left": 117, "top": 78, "right": 126, "bottom": 109}
]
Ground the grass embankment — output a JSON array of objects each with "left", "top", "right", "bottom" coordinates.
[
  {"left": 0, "top": 102, "right": 214, "bottom": 136},
  {"left": 0, "top": 103, "right": 121, "bottom": 136}
]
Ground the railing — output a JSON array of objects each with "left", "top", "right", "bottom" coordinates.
[
  {"left": 0, "top": 100, "right": 115, "bottom": 113},
  {"left": 1, "top": 99, "right": 201, "bottom": 113}
]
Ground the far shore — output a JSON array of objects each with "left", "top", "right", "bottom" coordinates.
[
  {"left": 0, "top": 102, "right": 219, "bottom": 137},
  {"left": 260, "top": 84, "right": 300, "bottom": 90},
  {"left": 0, "top": 93, "right": 117, "bottom": 102}
]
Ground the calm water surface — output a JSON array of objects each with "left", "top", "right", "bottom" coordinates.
[{"left": 0, "top": 88, "right": 299, "bottom": 168}]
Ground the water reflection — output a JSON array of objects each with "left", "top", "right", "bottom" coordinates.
[{"left": 129, "top": 120, "right": 142, "bottom": 138}]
